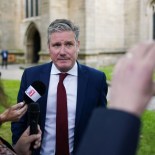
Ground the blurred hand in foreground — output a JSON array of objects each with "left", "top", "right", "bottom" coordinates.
[{"left": 109, "top": 41, "right": 155, "bottom": 116}]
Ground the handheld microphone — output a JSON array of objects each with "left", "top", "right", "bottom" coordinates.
[
  {"left": 28, "top": 102, "right": 40, "bottom": 150},
  {"left": 28, "top": 102, "right": 40, "bottom": 135},
  {"left": 24, "top": 81, "right": 46, "bottom": 104}
]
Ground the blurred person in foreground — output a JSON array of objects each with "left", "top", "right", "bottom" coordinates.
[
  {"left": 76, "top": 41, "right": 155, "bottom": 155},
  {"left": 0, "top": 81, "right": 42, "bottom": 155}
]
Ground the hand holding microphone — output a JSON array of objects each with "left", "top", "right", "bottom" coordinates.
[
  {"left": 25, "top": 81, "right": 46, "bottom": 134},
  {"left": 24, "top": 81, "right": 46, "bottom": 150},
  {"left": 14, "top": 125, "right": 42, "bottom": 155},
  {"left": 0, "top": 102, "right": 27, "bottom": 123}
]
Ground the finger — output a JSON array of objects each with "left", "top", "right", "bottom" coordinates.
[
  {"left": 128, "top": 41, "right": 155, "bottom": 59},
  {"left": 11, "top": 102, "right": 25, "bottom": 110},
  {"left": 152, "top": 82, "right": 155, "bottom": 96},
  {"left": 22, "top": 126, "right": 30, "bottom": 136},
  {"left": 33, "top": 141, "right": 41, "bottom": 149},
  {"left": 37, "top": 125, "right": 42, "bottom": 134},
  {"left": 27, "top": 134, "right": 41, "bottom": 143},
  {"left": 18, "top": 105, "right": 28, "bottom": 115},
  {"left": 33, "top": 134, "right": 41, "bottom": 148},
  {"left": 145, "top": 42, "right": 155, "bottom": 68},
  {"left": 13, "top": 109, "right": 27, "bottom": 121},
  {"left": 111, "top": 58, "right": 124, "bottom": 74}
]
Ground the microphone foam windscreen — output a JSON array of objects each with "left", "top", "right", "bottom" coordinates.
[
  {"left": 24, "top": 81, "right": 46, "bottom": 104},
  {"left": 31, "top": 81, "right": 46, "bottom": 96}
]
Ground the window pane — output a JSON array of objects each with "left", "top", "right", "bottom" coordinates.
[
  {"left": 26, "top": 0, "right": 29, "bottom": 18},
  {"left": 36, "top": 0, "right": 38, "bottom": 16},
  {"left": 31, "top": 0, "right": 33, "bottom": 17}
]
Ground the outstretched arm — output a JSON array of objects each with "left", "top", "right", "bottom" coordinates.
[{"left": 76, "top": 41, "right": 155, "bottom": 155}]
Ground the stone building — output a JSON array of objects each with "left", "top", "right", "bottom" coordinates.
[{"left": 0, "top": 0, "right": 154, "bottom": 67}]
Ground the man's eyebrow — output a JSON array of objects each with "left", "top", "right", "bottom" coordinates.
[
  {"left": 65, "top": 41, "right": 75, "bottom": 44},
  {"left": 51, "top": 41, "right": 61, "bottom": 44}
]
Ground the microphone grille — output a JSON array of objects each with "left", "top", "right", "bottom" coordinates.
[{"left": 28, "top": 102, "right": 40, "bottom": 112}]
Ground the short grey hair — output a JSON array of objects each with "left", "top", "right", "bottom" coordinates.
[{"left": 47, "top": 19, "right": 80, "bottom": 44}]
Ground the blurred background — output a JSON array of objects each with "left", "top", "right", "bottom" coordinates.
[{"left": 0, "top": 0, "right": 155, "bottom": 68}]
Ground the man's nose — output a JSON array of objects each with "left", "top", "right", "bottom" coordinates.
[{"left": 59, "top": 45, "right": 66, "bottom": 54}]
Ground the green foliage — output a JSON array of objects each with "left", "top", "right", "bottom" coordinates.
[
  {"left": 99, "top": 65, "right": 114, "bottom": 81},
  {"left": 0, "top": 79, "right": 155, "bottom": 154},
  {"left": 2, "top": 80, "right": 20, "bottom": 105},
  {"left": 0, "top": 80, "right": 20, "bottom": 144},
  {"left": 137, "top": 111, "right": 155, "bottom": 155}
]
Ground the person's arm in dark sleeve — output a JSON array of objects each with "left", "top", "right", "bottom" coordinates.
[{"left": 76, "top": 108, "right": 141, "bottom": 155}]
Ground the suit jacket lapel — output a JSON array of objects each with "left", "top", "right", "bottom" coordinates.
[
  {"left": 38, "top": 62, "right": 52, "bottom": 133},
  {"left": 75, "top": 63, "right": 88, "bottom": 128}
]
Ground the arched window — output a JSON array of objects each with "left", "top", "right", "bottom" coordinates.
[{"left": 25, "top": 0, "right": 40, "bottom": 18}]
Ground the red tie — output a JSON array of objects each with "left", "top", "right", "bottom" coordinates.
[{"left": 55, "top": 73, "right": 70, "bottom": 155}]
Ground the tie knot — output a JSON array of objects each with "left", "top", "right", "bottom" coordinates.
[{"left": 59, "top": 73, "right": 68, "bottom": 82}]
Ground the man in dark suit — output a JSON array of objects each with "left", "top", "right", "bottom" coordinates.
[
  {"left": 11, "top": 19, "right": 107, "bottom": 155},
  {"left": 76, "top": 41, "right": 155, "bottom": 155}
]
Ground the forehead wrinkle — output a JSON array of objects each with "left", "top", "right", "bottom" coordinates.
[
  {"left": 51, "top": 40, "right": 75, "bottom": 44},
  {"left": 50, "top": 31, "right": 76, "bottom": 41}
]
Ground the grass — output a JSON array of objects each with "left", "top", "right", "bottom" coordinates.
[
  {"left": 100, "top": 65, "right": 155, "bottom": 82},
  {"left": 0, "top": 80, "right": 20, "bottom": 144},
  {"left": 1, "top": 75, "right": 155, "bottom": 154},
  {"left": 137, "top": 111, "right": 155, "bottom": 155},
  {"left": 99, "top": 65, "right": 114, "bottom": 81}
]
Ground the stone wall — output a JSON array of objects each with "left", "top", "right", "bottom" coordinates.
[
  {"left": 0, "top": 0, "right": 153, "bottom": 67},
  {"left": 0, "top": 0, "right": 17, "bottom": 49}
]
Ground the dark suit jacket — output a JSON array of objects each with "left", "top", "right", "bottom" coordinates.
[
  {"left": 1, "top": 50, "right": 8, "bottom": 59},
  {"left": 76, "top": 108, "right": 141, "bottom": 155},
  {"left": 11, "top": 61, "right": 107, "bottom": 154}
]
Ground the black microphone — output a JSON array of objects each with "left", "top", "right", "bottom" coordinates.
[
  {"left": 24, "top": 81, "right": 46, "bottom": 104},
  {"left": 28, "top": 102, "right": 40, "bottom": 135},
  {"left": 28, "top": 102, "right": 40, "bottom": 150}
]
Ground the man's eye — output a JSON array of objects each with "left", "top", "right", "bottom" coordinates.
[
  {"left": 53, "top": 44, "right": 61, "bottom": 48},
  {"left": 55, "top": 44, "right": 60, "bottom": 47},
  {"left": 65, "top": 43, "right": 73, "bottom": 48}
]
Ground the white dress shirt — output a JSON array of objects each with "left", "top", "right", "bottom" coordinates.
[{"left": 40, "top": 62, "right": 78, "bottom": 155}]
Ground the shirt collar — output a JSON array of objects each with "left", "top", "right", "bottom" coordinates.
[{"left": 51, "top": 62, "right": 78, "bottom": 76}]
